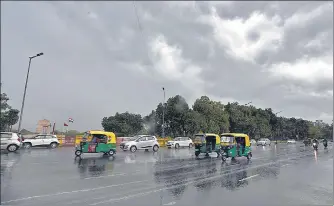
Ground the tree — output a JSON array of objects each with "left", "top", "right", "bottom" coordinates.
[
  {"left": 193, "top": 96, "right": 229, "bottom": 134},
  {"left": 1, "top": 93, "right": 20, "bottom": 132},
  {"left": 101, "top": 112, "right": 143, "bottom": 136}
]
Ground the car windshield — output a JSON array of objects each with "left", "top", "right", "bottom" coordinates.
[
  {"left": 221, "top": 135, "right": 234, "bottom": 143},
  {"left": 82, "top": 132, "right": 90, "bottom": 140},
  {"left": 259, "top": 138, "right": 266, "bottom": 141}
]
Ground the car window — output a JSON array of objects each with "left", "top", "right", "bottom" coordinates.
[
  {"left": 138, "top": 137, "right": 147, "bottom": 141},
  {"left": 35, "top": 135, "right": 46, "bottom": 139},
  {"left": 147, "top": 136, "right": 154, "bottom": 140},
  {"left": 45, "top": 135, "right": 54, "bottom": 139},
  {"left": 182, "top": 137, "right": 188, "bottom": 141},
  {"left": 1, "top": 133, "right": 12, "bottom": 139}
]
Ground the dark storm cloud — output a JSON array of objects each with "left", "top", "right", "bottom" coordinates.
[{"left": 1, "top": 1, "right": 332, "bottom": 131}]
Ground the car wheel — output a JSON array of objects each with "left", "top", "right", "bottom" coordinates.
[
  {"left": 50, "top": 142, "right": 58, "bottom": 149},
  {"left": 108, "top": 149, "right": 115, "bottom": 156},
  {"left": 75, "top": 150, "right": 82, "bottom": 156},
  {"left": 7, "top": 144, "right": 18, "bottom": 152},
  {"left": 175, "top": 144, "right": 180, "bottom": 149},
  {"left": 189, "top": 143, "right": 193, "bottom": 148},
  {"left": 130, "top": 146, "right": 137, "bottom": 153},
  {"left": 153, "top": 145, "right": 159, "bottom": 152},
  {"left": 24, "top": 142, "right": 32, "bottom": 149}
]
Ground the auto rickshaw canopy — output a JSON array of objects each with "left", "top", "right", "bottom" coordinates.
[
  {"left": 220, "top": 133, "right": 250, "bottom": 147},
  {"left": 194, "top": 133, "right": 220, "bottom": 145},
  {"left": 83, "top": 130, "right": 116, "bottom": 144}
]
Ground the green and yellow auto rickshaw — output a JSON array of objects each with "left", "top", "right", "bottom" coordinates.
[
  {"left": 220, "top": 133, "right": 252, "bottom": 162},
  {"left": 194, "top": 133, "right": 221, "bottom": 158},
  {"left": 75, "top": 130, "right": 117, "bottom": 157}
]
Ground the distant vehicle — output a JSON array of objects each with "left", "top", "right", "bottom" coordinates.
[
  {"left": 0, "top": 132, "right": 22, "bottom": 152},
  {"left": 119, "top": 137, "right": 137, "bottom": 150},
  {"left": 287, "top": 139, "right": 296, "bottom": 144},
  {"left": 122, "top": 135, "right": 159, "bottom": 153},
  {"left": 166, "top": 137, "right": 193, "bottom": 149},
  {"left": 23, "top": 134, "right": 59, "bottom": 149},
  {"left": 250, "top": 139, "right": 257, "bottom": 145},
  {"left": 257, "top": 138, "right": 271, "bottom": 146}
]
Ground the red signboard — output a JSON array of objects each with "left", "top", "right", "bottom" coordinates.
[{"left": 63, "top": 136, "right": 75, "bottom": 146}]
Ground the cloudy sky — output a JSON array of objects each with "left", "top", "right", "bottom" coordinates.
[{"left": 1, "top": 1, "right": 333, "bottom": 132}]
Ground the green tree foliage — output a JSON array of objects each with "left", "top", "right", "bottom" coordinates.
[
  {"left": 102, "top": 112, "right": 143, "bottom": 136},
  {"left": 1, "top": 93, "right": 20, "bottom": 132},
  {"left": 101, "top": 95, "right": 332, "bottom": 139}
]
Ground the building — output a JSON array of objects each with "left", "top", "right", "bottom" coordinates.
[{"left": 36, "top": 119, "right": 51, "bottom": 134}]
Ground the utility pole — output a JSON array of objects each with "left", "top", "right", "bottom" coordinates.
[
  {"left": 17, "top": 52, "right": 44, "bottom": 142},
  {"left": 162, "top": 87, "right": 165, "bottom": 138}
]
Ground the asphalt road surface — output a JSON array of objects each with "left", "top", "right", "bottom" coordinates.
[{"left": 1, "top": 143, "right": 333, "bottom": 206}]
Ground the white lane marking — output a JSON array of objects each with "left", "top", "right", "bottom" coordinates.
[
  {"left": 83, "top": 173, "right": 126, "bottom": 179},
  {"left": 164, "top": 201, "right": 176, "bottom": 205},
  {"left": 90, "top": 151, "right": 316, "bottom": 205},
  {"left": 281, "top": 164, "right": 290, "bottom": 167},
  {"left": 0, "top": 180, "right": 148, "bottom": 204},
  {"left": 238, "top": 174, "right": 259, "bottom": 182}
]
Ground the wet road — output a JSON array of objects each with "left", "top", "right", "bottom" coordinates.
[{"left": 1, "top": 143, "right": 333, "bottom": 206}]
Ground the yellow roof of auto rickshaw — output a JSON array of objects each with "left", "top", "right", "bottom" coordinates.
[
  {"left": 87, "top": 130, "right": 115, "bottom": 135},
  {"left": 195, "top": 133, "right": 219, "bottom": 136},
  {"left": 221, "top": 133, "right": 249, "bottom": 137}
]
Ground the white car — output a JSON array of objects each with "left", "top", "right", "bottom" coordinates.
[
  {"left": 123, "top": 135, "right": 159, "bottom": 153},
  {"left": 250, "top": 139, "right": 257, "bottom": 145},
  {"left": 287, "top": 139, "right": 296, "bottom": 144},
  {"left": 0, "top": 132, "right": 22, "bottom": 152},
  {"left": 166, "top": 137, "right": 193, "bottom": 149},
  {"left": 23, "top": 134, "right": 59, "bottom": 149},
  {"left": 257, "top": 138, "right": 271, "bottom": 146}
]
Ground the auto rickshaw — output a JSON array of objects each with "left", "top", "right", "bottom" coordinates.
[
  {"left": 220, "top": 133, "right": 252, "bottom": 162},
  {"left": 75, "top": 130, "right": 117, "bottom": 157},
  {"left": 194, "top": 133, "right": 220, "bottom": 158}
]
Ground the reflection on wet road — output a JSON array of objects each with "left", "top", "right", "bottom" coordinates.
[{"left": 1, "top": 143, "right": 333, "bottom": 206}]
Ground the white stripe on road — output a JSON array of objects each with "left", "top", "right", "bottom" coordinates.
[
  {"left": 238, "top": 174, "right": 259, "bottom": 182},
  {"left": 0, "top": 180, "right": 148, "bottom": 204}
]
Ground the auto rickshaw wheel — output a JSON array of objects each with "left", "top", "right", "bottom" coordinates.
[
  {"left": 75, "top": 150, "right": 82, "bottom": 157},
  {"left": 247, "top": 153, "right": 251, "bottom": 160},
  {"left": 216, "top": 151, "right": 220, "bottom": 158},
  {"left": 221, "top": 156, "right": 227, "bottom": 162},
  {"left": 108, "top": 150, "right": 115, "bottom": 156},
  {"left": 195, "top": 151, "right": 200, "bottom": 157}
]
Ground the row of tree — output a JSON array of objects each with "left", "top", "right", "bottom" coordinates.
[
  {"left": 102, "top": 95, "right": 333, "bottom": 140},
  {"left": 1, "top": 93, "right": 19, "bottom": 132}
]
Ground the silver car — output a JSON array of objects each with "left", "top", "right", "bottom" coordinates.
[
  {"left": 257, "top": 138, "right": 271, "bottom": 146},
  {"left": 1, "top": 132, "right": 22, "bottom": 152}
]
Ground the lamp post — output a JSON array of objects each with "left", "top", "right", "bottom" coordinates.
[
  {"left": 17, "top": 52, "right": 44, "bottom": 142},
  {"left": 162, "top": 87, "right": 165, "bottom": 138}
]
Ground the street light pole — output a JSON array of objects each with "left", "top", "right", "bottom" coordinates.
[
  {"left": 17, "top": 52, "right": 44, "bottom": 142},
  {"left": 162, "top": 87, "right": 165, "bottom": 138}
]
